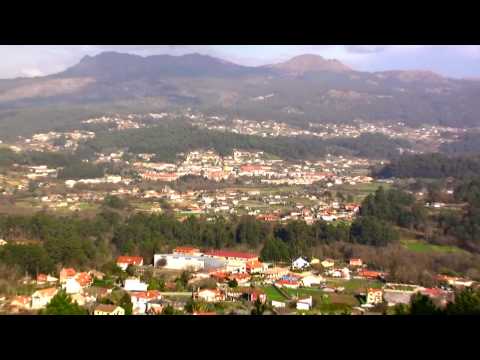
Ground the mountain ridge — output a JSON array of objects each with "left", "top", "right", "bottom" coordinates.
[
  {"left": 265, "top": 54, "right": 353, "bottom": 74},
  {"left": 0, "top": 51, "right": 479, "bottom": 133}
]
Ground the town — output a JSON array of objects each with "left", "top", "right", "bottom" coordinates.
[
  {"left": 0, "top": 244, "right": 471, "bottom": 315},
  {"left": 1, "top": 111, "right": 480, "bottom": 316}
]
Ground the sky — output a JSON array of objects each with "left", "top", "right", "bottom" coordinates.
[{"left": 1, "top": 45, "right": 480, "bottom": 79}]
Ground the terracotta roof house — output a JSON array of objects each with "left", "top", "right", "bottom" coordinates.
[
  {"left": 59, "top": 268, "right": 76, "bottom": 283},
  {"left": 31, "top": 287, "right": 58, "bottom": 309},
  {"left": 93, "top": 304, "right": 125, "bottom": 315},
  {"left": 116, "top": 256, "right": 144, "bottom": 271}
]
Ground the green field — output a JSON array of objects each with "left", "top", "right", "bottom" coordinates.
[
  {"left": 401, "top": 239, "right": 465, "bottom": 254},
  {"left": 283, "top": 287, "right": 324, "bottom": 299},
  {"left": 261, "top": 285, "right": 289, "bottom": 302},
  {"left": 325, "top": 278, "right": 383, "bottom": 294},
  {"left": 332, "top": 181, "right": 391, "bottom": 202}
]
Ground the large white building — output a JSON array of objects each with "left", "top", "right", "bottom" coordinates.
[
  {"left": 154, "top": 254, "right": 205, "bottom": 271},
  {"left": 124, "top": 278, "right": 148, "bottom": 292}
]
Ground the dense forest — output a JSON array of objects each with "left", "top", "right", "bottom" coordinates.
[
  {"left": 440, "top": 133, "right": 480, "bottom": 156},
  {"left": 82, "top": 122, "right": 410, "bottom": 162},
  {"left": 0, "top": 148, "right": 82, "bottom": 169},
  {"left": 374, "top": 153, "right": 480, "bottom": 179},
  {"left": 0, "top": 148, "right": 107, "bottom": 180}
]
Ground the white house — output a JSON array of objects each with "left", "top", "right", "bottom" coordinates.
[
  {"left": 296, "top": 296, "right": 313, "bottom": 311},
  {"left": 321, "top": 259, "right": 335, "bottom": 268},
  {"left": 195, "top": 288, "right": 225, "bottom": 303},
  {"left": 130, "top": 291, "right": 162, "bottom": 314},
  {"left": 342, "top": 267, "right": 351, "bottom": 280},
  {"left": 65, "top": 278, "right": 82, "bottom": 294},
  {"left": 301, "top": 275, "right": 324, "bottom": 287},
  {"left": 63, "top": 272, "right": 92, "bottom": 294},
  {"left": 124, "top": 277, "right": 148, "bottom": 292},
  {"left": 226, "top": 259, "right": 247, "bottom": 274},
  {"left": 31, "top": 287, "right": 58, "bottom": 309},
  {"left": 292, "top": 257, "right": 310, "bottom": 270},
  {"left": 116, "top": 256, "right": 144, "bottom": 271},
  {"left": 70, "top": 293, "right": 95, "bottom": 306}
]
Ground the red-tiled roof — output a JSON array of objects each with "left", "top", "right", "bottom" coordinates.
[
  {"left": 276, "top": 279, "right": 300, "bottom": 285},
  {"left": 174, "top": 246, "right": 200, "bottom": 254},
  {"left": 75, "top": 272, "right": 92, "bottom": 287},
  {"left": 246, "top": 260, "right": 264, "bottom": 270},
  {"left": 61, "top": 268, "right": 76, "bottom": 277},
  {"left": 130, "top": 290, "right": 162, "bottom": 300},
  {"left": 359, "top": 270, "right": 384, "bottom": 278},
  {"left": 422, "top": 288, "right": 446, "bottom": 297},
  {"left": 204, "top": 250, "right": 257, "bottom": 260},
  {"left": 116, "top": 256, "right": 144, "bottom": 266}
]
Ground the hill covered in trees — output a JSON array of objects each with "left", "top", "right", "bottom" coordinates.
[
  {"left": 374, "top": 153, "right": 480, "bottom": 179},
  {"left": 82, "top": 122, "right": 409, "bottom": 162},
  {"left": 2, "top": 52, "right": 480, "bottom": 139},
  {"left": 440, "top": 132, "right": 480, "bottom": 156}
]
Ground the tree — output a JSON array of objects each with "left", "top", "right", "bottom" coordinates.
[
  {"left": 228, "top": 279, "right": 238, "bottom": 288},
  {"left": 260, "top": 236, "right": 290, "bottom": 262},
  {"left": 103, "top": 195, "right": 128, "bottom": 210},
  {"left": 408, "top": 293, "right": 442, "bottom": 315},
  {"left": 125, "top": 264, "right": 136, "bottom": 277},
  {"left": 118, "top": 292, "right": 133, "bottom": 315},
  {"left": 445, "top": 288, "right": 480, "bottom": 315},
  {"left": 185, "top": 299, "right": 212, "bottom": 314},
  {"left": 350, "top": 216, "right": 399, "bottom": 246},
  {"left": 41, "top": 291, "right": 88, "bottom": 315},
  {"left": 148, "top": 277, "right": 165, "bottom": 291},
  {"left": 251, "top": 298, "right": 269, "bottom": 315},
  {"left": 393, "top": 303, "right": 410, "bottom": 315}
]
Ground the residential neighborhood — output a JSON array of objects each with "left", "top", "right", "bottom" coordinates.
[{"left": 0, "top": 244, "right": 471, "bottom": 316}]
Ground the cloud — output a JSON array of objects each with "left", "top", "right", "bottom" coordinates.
[{"left": 20, "top": 68, "right": 44, "bottom": 77}]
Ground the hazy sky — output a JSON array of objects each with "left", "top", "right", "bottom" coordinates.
[{"left": 1, "top": 45, "right": 480, "bottom": 79}]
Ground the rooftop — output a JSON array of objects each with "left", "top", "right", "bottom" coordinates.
[{"left": 203, "top": 250, "right": 257, "bottom": 259}]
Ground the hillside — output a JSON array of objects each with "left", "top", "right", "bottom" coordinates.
[
  {"left": 266, "top": 54, "right": 353, "bottom": 74},
  {"left": 1, "top": 52, "right": 480, "bottom": 135}
]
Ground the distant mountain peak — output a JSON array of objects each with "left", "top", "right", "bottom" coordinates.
[
  {"left": 378, "top": 69, "right": 446, "bottom": 82},
  {"left": 267, "top": 54, "right": 353, "bottom": 74}
]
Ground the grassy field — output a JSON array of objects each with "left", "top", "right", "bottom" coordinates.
[
  {"left": 325, "top": 278, "right": 383, "bottom": 294},
  {"left": 283, "top": 287, "right": 325, "bottom": 299},
  {"left": 400, "top": 239, "right": 465, "bottom": 254},
  {"left": 332, "top": 181, "right": 391, "bottom": 202},
  {"left": 261, "top": 285, "right": 289, "bottom": 302}
]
